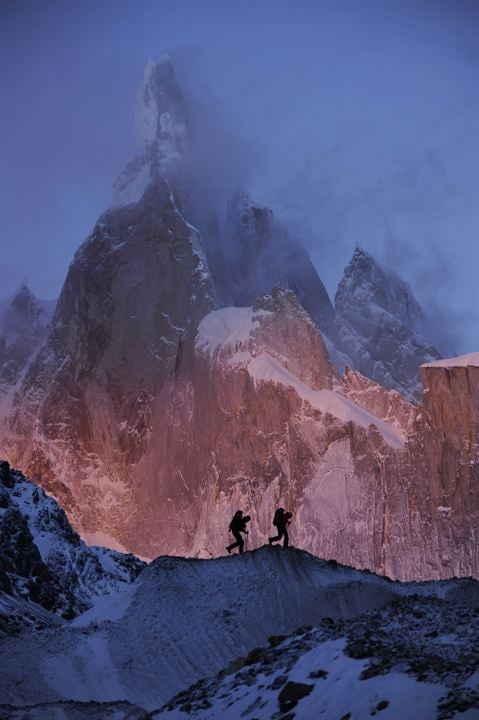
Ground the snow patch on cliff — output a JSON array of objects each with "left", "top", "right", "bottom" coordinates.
[
  {"left": 111, "top": 161, "right": 151, "bottom": 208},
  {"left": 422, "top": 353, "right": 479, "bottom": 368},
  {"left": 196, "top": 307, "right": 405, "bottom": 448},
  {"left": 248, "top": 353, "right": 405, "bottom": 449},
  {"left": 195, "top": 307, "right": 269, "bottom": 357}
]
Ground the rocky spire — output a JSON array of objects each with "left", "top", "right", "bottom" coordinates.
[
  {"left": 0, "top": 283, "right": 52, "bottom": 401},
  {"left": 334, "top": 247, "right": 441, "bottom": 400},
  {"left": 217, "top": 189, "right": 337, "bottom": 339},
  {"left": 337, "top": 247, "right": 425, "bottom": 330},
  {"left": 134, "top": 55, "right": 188, "bottom": 167},
  {"left": 112, "top": 56, "right": 189, "bottom": 208}
]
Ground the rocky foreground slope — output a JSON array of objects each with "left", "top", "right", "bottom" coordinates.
[
  {"left": 156, "top": 592, "right": 479, "bottom": 720},
  {"left": 0, "top": 472, "right": 477, "bottom": 719},
  {"left": 0, "top": 537, "right": 477, "bottom": 719},
  {"left": 0, "top": 461, "right": 144, "bottom": 622}
]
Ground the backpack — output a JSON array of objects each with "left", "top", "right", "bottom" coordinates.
[{"left": 273, "top": 509, "right": 284, "bottom": 527}]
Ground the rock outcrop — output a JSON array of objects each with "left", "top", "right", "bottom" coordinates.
[
  {"left": 0, "top": 460, "right": 144, "bottom": 620},
  {"left": 0, "top": 283, "right": 53, "bottom": 407},
  {"left": 213, "top": 190, "right": 337, "bottom": 341},
  {"left": 335, "top": 247, "right": 442, "bottom": 401},
  {"left": 189, "top": 296, "right": 477, "bottom": 580}
]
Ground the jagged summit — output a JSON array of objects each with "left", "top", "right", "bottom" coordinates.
[
  {"left": 338, "top": 246, "right": 424, "bottom": 330},
  {"left": 334, "top": 246, "right": 441, "bottom": 400},
  {"left": 1, "top": 281, "right": 34, "bottom": 316},
  {"left": 112, "top": 55, "right": 188, "bottom": 208},
  {"left": 0, "top": 283, "right": 53, "bottom": 405},
  {"left": 215, "top": 188, "right": 337, "bottom": 338},
  {"left": 135, "top": 55, "right": 188, "bottom": 151},
  {"left": 4, "top": 282, "right": 38, "bottom": 312},
  {"left": 226, "top": 188, "right": 272, "bottom": 222}
]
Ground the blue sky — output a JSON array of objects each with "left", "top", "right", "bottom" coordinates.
[{"left": 0, "top": 0, "right": 478, "bottom": 351}]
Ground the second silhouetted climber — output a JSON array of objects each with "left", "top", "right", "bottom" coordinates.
[{"left": 268, "top": 507, "right": 292, "bottom": 548}]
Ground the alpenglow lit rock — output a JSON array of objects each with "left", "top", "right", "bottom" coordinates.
[{"left": 3, "top": 59, "right": 215, "bottom": 548}]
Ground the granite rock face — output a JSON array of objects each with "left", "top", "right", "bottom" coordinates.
[
  {"left": 335, "top": 247, "right": 442, "bottom": 401},
  {"left": 0, "top": 284, "right": 53, "bottom": 405},
  {"left": 187, "top": 300, "right": 477, "bottom": 580},
  {"left": 3, "top": 58, "right": 215, "bottom": 539},
  {"left": 0, "top": 60, "right": 476, "bottom": 581},
  {"left": 213, "top": 190, "right": 337, "bottom": 340}
]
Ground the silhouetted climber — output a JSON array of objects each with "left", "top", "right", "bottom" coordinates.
[
  {"left": 226, "top": 510, "right": 250, "bottom": 554},
  {"left": 268, "top": 507, "right": 292, "bottom": 548}
]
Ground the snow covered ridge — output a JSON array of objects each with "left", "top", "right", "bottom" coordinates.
[
  {"left": 421, "top": 352, "right": 479, "bottom": 368},
  {"left": 0, "top": 547, "right": 477, "bottom": 718},
  {"left": 0, "top": 461, "right": 145, "bottom": 619},
  {"left": 196, "top": 306, "right": 406, "bottom": 448}
]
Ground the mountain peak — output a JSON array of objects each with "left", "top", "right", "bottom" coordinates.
[
  {"left": 227, "top": 188, "right": 255, "bottom": 215},
  {"left": 144, "top": 53, "right": 172, "bottom": 76},
  {"left": 5, "top": 282, "right": 42, "bottom": 320},
  {"left": 347, "top": 246, "right": 378, "bottom": 273},
  {"left": 12, "top": 279, "right": 34, "bottom": 299},
  {"left": 134, "top": 55, "right": 188, "bottom": 154},
  {"left": 338, "top": 246, "right": 427, "bottom": 331},
  {"left": 226, "top": 189, "right": 273, "bottom": 233},
  {"left": 111, "top": 56, "right": 189, "bottom": 207}
]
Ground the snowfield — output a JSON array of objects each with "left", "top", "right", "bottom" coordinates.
[
  {"left": 155, "top": 640, "right": 448, "bottom": 720},
  {"left": 195, "top": 306, "right": 269, "bottom": 357}
]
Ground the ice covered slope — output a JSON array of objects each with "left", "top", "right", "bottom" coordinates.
[
  {"left": 1, "top": 546, "right": 477, "bottom": 717},
  {"left": 0, "top": 461, "right": 145, "bottom": 619},
  {"left": 335, "top": 247, "right": 442, "bottom": 401}
]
